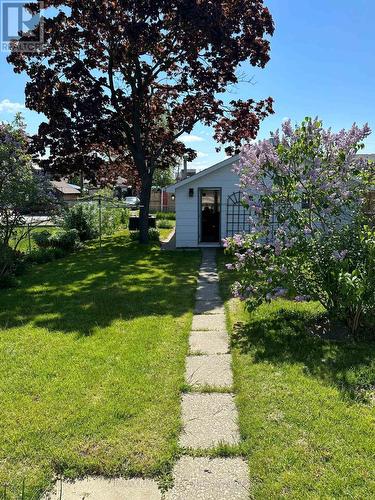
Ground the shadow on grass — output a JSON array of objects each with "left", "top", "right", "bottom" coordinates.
[
  {"left": 0, "top": 234, "right": 200, "bottom": 337},
  {"left": 232, "top": 308, "right": 375, "bottom": 402}
]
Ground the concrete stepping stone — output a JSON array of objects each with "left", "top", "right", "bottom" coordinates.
[
  {"left": 189, "top": 330, "right": 229, "bottom": 355},
  {"left": 194, "top": 300, "right": 224, "bottom": 315},
  {"left": 196, "top": 291, "right": 221, "bottom": 302},
  {"left": 180, "top": 394, "right": 240, "bottom": 448},
  {"left": 198, "top": 274, "right": 219, "bottom": 284},
  {"left": 196, "top": 284, "right": 220, "bottom": 302},
  {"left": 199, "top": 266, "right": 217, "bottom": 274},
  {"left": 166, "top": 457, "right": 250, "bottom": 499},
  {"left": 192, "top": 314, "right": 226, "bottom": 331},
  {"left": 45, "top": 477, "right": 161, "bottom": 500},
  {"left": 186, "top": 354, "right": 233, "bottom": 387}
]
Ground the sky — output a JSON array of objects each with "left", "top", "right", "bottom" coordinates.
[{"left": 0, "top": 0, "right": 375, "bottom": 172}]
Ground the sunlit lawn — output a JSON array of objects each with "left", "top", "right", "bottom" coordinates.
[
  {"left": 218, "top": 252, "right": 375, "bottom": 499},
  {"left": 0, "top": 232, "right": 200, "bottom": 498},
  {"left": 11, "top": 226, "right": 57, "bottom": 253}
]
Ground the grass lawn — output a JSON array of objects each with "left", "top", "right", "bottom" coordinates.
[
  {"left": 0, "top": 231, "right": 200, "bottom": 498},
  {"left": 159, "top": 227, "right": 175, "bottom": 241},
  {"left": 218, "top": 252, "right": 375, "bottom": 499},
  {"left": 10, "top": 226, "right": 57, "bottom": 253}
]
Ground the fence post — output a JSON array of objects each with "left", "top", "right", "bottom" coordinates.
[
  {"left": 98, "top": 195, "right": 102, "bottom": 251},
  {"left": 28, "top": 224, "right": 32, "bottom": 253}
]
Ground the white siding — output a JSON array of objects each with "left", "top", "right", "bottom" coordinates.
[{"left": 175, "top": 160, "right": 240, "bottom": 247}]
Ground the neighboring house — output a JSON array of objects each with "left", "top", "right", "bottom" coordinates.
[
  {"left": 167, "top": 154, "right": 375, "bottom": 248},
  {"left": 150, "top": 190, "right": 176, "bottom": 212},
  {"left": 52, "top": 180, "right": 81, "bottom": 204},
  {"left": 167, "top": 156, "right": 243, "bottom": 248},
  {"left": 176, "top": 168, "right": 197, "bottom": 182}
]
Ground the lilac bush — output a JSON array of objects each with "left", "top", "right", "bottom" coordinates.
[{"left": 225, "top": 117, "right": 374, "bottom": 336}]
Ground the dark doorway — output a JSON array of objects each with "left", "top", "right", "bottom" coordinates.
[{"left": 200, "top": 189, "right": 221, "bottom": 243}]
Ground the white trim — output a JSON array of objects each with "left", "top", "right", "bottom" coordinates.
[{"left": 166, "top": 155, "right": 239, "bottom": 193}]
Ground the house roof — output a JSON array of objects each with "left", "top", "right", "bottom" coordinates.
[
  {"left": 52, "top": 180, "right": 81, "bottom": 195},
  {"left": 166, "top": 155, "right": 239, "bottom": 193}
]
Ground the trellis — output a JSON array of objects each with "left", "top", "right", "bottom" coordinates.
[{"left": 226, "top": 191, "right": 253, "bottom": 237}]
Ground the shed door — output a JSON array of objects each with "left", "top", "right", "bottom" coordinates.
[{"left": 199, "top": 189, "right": 221, "bottom": 243}]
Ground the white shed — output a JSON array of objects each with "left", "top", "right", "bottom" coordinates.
[{"left": 167, "top": 155, "right": 251, "bottom": 248}]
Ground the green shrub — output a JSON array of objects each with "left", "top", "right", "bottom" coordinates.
[
  {"left": 64, "top": 203, "right": 129, "bottom": 241},
  {"left": 0, "top": 245, "right": 22, "bottom": 288},
  {"left": 25, "top": 247, "right": 66, "bottom": 264},
  {"left": 129, "top": 228, "right": 160, "bottom": 242},
  {"left": 32, "top": 228, "right": 80, "bottom": 252},
  {"left": 101, "top": 207, "right": 129, "bottom": 234},
  {"left": 157, "top": 219, "right": 175, "bottom": 229},
  {"left": 49, "top": 229, "right": 80, "bottom": 251},
  {"left": 120, "top": 208, "right": 130, "bottom": 227},
  {"left": 63, "top": 203, "right": 99, "bottom": 241},
  {"left": 32, "top": 230, "right": 52, "bottom": 249},
  {"left": 155, "top": 211, "right": 176, "bottom": 221}
]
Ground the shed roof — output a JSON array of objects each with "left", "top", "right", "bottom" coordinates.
[
  {"left": 166, "top": 155, "right": 238, "bottom": 193},
  {"left": 166, "top": 152, "right": 375, "bottom": 194}
]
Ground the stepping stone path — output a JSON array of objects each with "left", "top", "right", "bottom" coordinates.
[
  {"left": 168, "top": 249, "right": 249, "bottom": 499},
  {"left": 46, "top": 478, "right": 162, "bottom": 499},
  {"left": 45, "top": 250, "right": 248, "bottom": 499}
]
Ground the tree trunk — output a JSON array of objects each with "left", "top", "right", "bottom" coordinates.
[{"left": 139, "top": 173, "right": 153, "bottom": 244}]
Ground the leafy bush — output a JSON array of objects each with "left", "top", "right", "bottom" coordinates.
[
  {"left": 157, "top": 219, "right": 175, "bottom": 229},
  {"left": 129, "top": 228, "right": 160, "bottom": 242},
  {"left": 32, "top": 230, "right": 52, "bottom": 249},
  {"left": 120, "top": 208, "right": 130, "bottom": 227},
  {"left": 32, "top": 228, "right": 80, "bottom": 252},
  {"left": 0, "top": 245, "right": 23, "bottom": 288},
  {"left": 64, "top": 203, "right": 129, "bottom": 241},
  {"left": 25, "top": 247, "right": 66, "bottom": 264},
  {"left": 155, "top": 211, "right": 175, "bottom": 221},
  {"left": 101, "top": 207, "right": 129, "bottom": 234},
  {"left": 49, "top": 229, "right": 80, "bottom": 251},
  {"left": 329, "top": 225, "right": 375, "bottom": 335},
  {"left": 225, "top": 117, "right": 374, "bottom": 337},
  {"left": 63, "top": 203, "right": 99, "bottom": 241}
]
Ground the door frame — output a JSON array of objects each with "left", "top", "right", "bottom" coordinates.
[{"left": 198, "top": 187, "right": 222, "bottom": 244}]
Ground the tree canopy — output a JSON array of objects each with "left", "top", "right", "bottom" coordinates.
[
  {"left": 0, "top": 114, "right": 57, "bottom": 251},
  {"left": 9, "top": 0, "right": 274, "bottom": 241}
]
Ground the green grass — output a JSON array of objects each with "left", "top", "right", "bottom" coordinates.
[
  {"left": 10, "top": 227, "right": 57, "bottom": 253},
  {"left": 159, "top": 227, "right": 175, "bottom": 241},
  {"left": 0, "top": 231, "right": 200, "bottom": 498},
  {"left": 218, "top": 252, "right": 375, "bottom": 499}
]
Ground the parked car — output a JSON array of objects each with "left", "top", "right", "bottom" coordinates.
[{"left": 124, "top": 196, "right": 140, "bottom": 208}]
